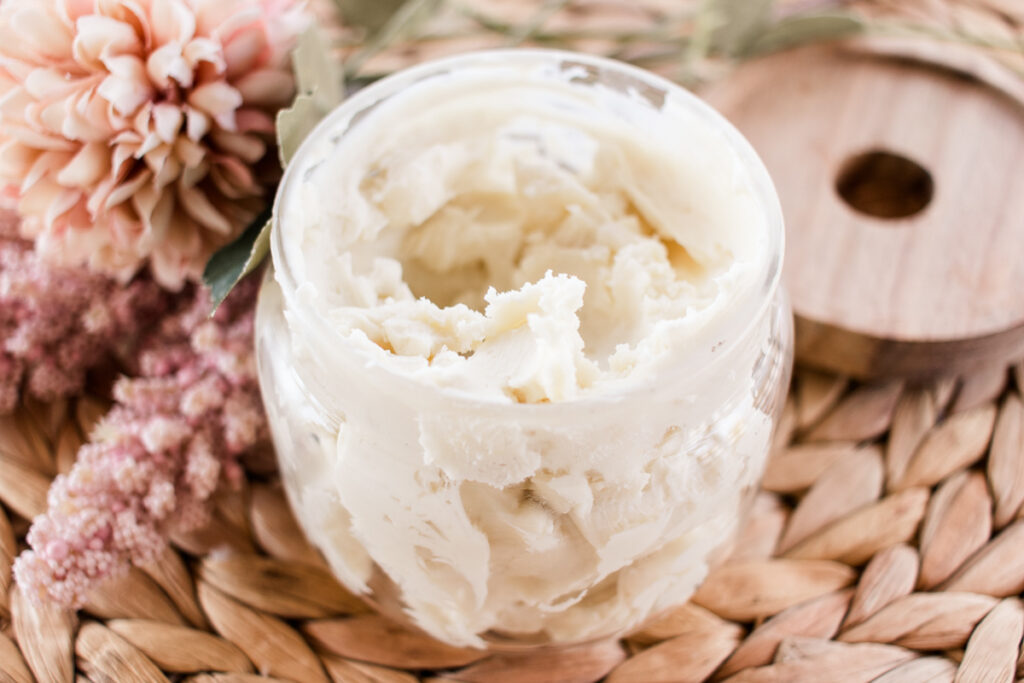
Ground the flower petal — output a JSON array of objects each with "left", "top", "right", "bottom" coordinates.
[
  {"left": 104, "top": 170, "right": 151, "bottom": 210},
  {"left": 234, "top": 109, "right": 274, "bottom": 135},
  {"left": 0, "top": 48, "right": 33, "bottom": 83},
  {"left": 152, "top": 103, "right": 184, "bottom": 143},
  {"left": 152, "top": 155, "right": 181, "bottom": 192},
  {"left": 96, "top": 0, "right": 151, "bottom": 49},
  {"left": 0, "top": 141, "right": 39, "bottom": 180},
  {"left": 209, "top": 129, "right": 264, "bottom": 164},
  {"left": 10, "top": 5, "right": 74, "bottom": 61},
  {"left": 183, "top": 106, "right": 210, "bottom": 141},
  {"left": 208, "top": 155, "right": 255, "bottom": 199},
  {"left": 0, "top": 86, "right": 35, "bottom": 121},
  {"left": 3, "top": 123, "right": 77, "bottom": 152},
  {"left": 179, "top": 158, "right": 209, "bottom": 188},
  {"left": 183, "top": 37, "right": 225, "bottom": 74},
  {"left": 187, "top": 81, "right": 242, "bottom": 121},
  {"left": 23, "top": 67, "right": 82, "bottom": 100},
  {"left": 232, "top": 68, "right": 293, "bottom": 107},
  {"left": 173, "top": 136, "right": 206, "bottom": 169},
  {"left": 56, "top": 141, "right": 110, "bottom": 187},
  {"left": 177, "top": 181, "right": 231, "bottom": 234},
  {"left": 103, "top": 202, "right": 144, "bottom": 251},
  {"left": 87, "top": 160, "right": 142, "bottom": 215},
  {"left": 18, "top": 178, "right": 77, "bottom": 229},
  {"left": 45, "top": 187, "right": 81, "bottom": 228},
  {"left": 97, "top": 55, "right": 152, "bottom": 116},
  {"left": 38, "top": 98, "right": 71, "bottom": 135},
  {"left": 72, "top": 15, "right": 142, "bottom": 69},
  {"left": 221, "top": 26, "right": 266, "bottom": 79},
  {"left": 133, "top": 181, "right": 175, "bottom": 248},
  {"left": 111, "top": 138, "right": 140, "bottom": 173},
  {"left": 150, "top": 0, "right": 196, "bottom": 48},
  {"left": 58, "top": 0, "right": 97, "bottom": 25},
  {"left": 65, "top": 87, "right": 116, "bottom": 141},
  {"left": 146, "top": 42, "right": 193, "bottom": 89},
  {"left": 136, "top": 132, "right": 164, "bottom": 159},
  {"left": 22, "top": 150, "right": 71, "bottom": 193},
  {"left": 207, "top": 6, "right": 262, "bottom": 46}
]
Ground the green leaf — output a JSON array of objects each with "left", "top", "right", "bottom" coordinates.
[
  {"left": 292, "top": 25, "right": 344, "bottom": 108},
  {"left": 332, "top": 0, "right": 407, "bottom": 34},
  {"left": 704, "top": 0, "right": 775, "bottom": 57},
  {"left": 344, "top": 0, "right": 445, "bottom": 76},
  {"left": 278, "top": 26, "right": 346, "bottom": 167},
  {"left": 202, "top": 207, "right": 273, "bottom": 311},
  {"left": 276, "top": 94, "right": 324, "bottom": 167},
  {"left": 744, "top": 12, "right": 867, "bottom": 57},
  {"left": 369, "top": 0, "right": 444, "bottom": 45},
  {"left": 202, "top": 25, "right": 347, "bottom": 309}
]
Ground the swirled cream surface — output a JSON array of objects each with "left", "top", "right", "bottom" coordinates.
[{"left": 264, "top": 56, "right": 778, "bottom": 647}]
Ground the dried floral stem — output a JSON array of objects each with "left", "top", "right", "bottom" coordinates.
[
  {"left": 505, "top": 0, "right": 574, "bottom": 45},
  {"left": 345, "top": 1, "right": 1024, "bottom": 83},
  {"left": 14, "top": 276, "right": 267, "bottom": 607},
  {"left": 0, "top": 214, "right": 170, "bottom": 414}
]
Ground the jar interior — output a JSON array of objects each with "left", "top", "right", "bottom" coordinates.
[
  {"left": 274, "top": 51, "right": 780, "bottom": 404},
  {"left": 259, "top": 49, "right": 792, "bottom": 650}
]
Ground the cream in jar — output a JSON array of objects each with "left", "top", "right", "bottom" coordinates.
[{"left": 258, "top": 50, "right": 790, "bottom": 648}]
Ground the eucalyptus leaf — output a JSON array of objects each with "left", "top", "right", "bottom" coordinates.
[
  {"left": 745, "top": 12, "right": 867, "bottom": 57},
  {"left": 203, "top": 208, "right": 273, "bottom": 311},
  {"left": 279, "top": 26, "right": 345, "bottom": 166},
  {"left": 333, "top": 0, "right": 407, "bottom": 34},
  {"left": 345, "top": 0, "right": 445, "bottom": 76},
  {"left": 203, "top": 25, "right": 347, "bottom": 309},
  {"left": 276, "top": 94, "right": 323, "bottom": 167},
  {"left": 292, "top": 25, "right": 344, "bottom": 108},
  {"left": 706, "top": 0, "right": 775, "bottom": 57}
]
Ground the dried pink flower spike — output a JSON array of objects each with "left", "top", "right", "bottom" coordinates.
[
  {"left": 0, "top": 0, "right": 308, "bottom": 288},
  {"left": 14, "top": 274, "right": 265, "bottom": 606},
  {"left": 0, "top": 209, "right": 169, "bottom": 414}
]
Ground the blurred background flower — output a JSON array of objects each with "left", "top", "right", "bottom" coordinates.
[
  {"left": 0, "top": 209, "right": 169, "bottom": 414},
  {"left": 0, "top": 0, "right": 307, "bottom": 289}
]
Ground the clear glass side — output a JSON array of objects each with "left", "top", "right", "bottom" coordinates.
[
  {"left": 257, "top": 271, "right": 793, "bottom": 649},
  {"left": 259, "top": 48, "right": 793, "bottom": 650}
]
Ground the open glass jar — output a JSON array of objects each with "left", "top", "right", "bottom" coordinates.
[{"left": 256, "top": 49, "right": 793, "bottom": 650}]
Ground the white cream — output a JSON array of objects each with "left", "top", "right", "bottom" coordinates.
[{"left": 259, "top": 51, "right": 788, "bottom": 648}]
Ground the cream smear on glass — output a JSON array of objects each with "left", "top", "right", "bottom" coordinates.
[{"left": 259, "top": 50, "right": 786, "bottom": 648}]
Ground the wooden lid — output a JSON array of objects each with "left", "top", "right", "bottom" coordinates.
[{"left": 704, "top": 44, "right": 1024, "bottom": 379}]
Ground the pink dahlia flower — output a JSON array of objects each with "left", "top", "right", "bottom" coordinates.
[{"left": 0, "top": 0, "right": 308, "bottom": 289}]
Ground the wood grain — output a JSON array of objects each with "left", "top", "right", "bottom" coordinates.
[{"left": 705, "top": 45, "right": 1024, "bottom": 380}]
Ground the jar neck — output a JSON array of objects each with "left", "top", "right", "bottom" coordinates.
[
  {"left": 270, "top": 273, "right": 783, "bottom": 433},
  {"left": 269, "top": 49, "right": 785, "bottom": 425}
]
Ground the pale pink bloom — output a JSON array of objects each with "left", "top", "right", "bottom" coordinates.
[
  {"left": 14, "top": 273, "right": 266, "bottom": 606},
  {"left": 0, "top": 0, "right": 308, "bottom": 288}
]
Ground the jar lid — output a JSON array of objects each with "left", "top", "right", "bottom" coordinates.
[{"left": 704, "top": 42, "right": 1024, "bottom": 380}]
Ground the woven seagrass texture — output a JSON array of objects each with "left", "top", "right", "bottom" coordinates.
[
  {"left": 0, "top": 362, "right": 1019, "bottom": 679},
  {"left": 343, "top": 0, "right": 1024, "bottom": 84},
  {"left": 2, "top": 363, "right": 1024, "bottom": 682},
  {"left": 1, "top": 1, "right": 1022, "bottom": 681}
]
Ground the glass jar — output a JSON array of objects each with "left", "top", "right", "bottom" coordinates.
[{"left": 256, "top": 49, "right": 793, "bottom": 650}]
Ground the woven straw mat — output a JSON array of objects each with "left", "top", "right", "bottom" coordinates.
[{"left": 2, "top": 0, "right": 1024, "bottom": 681}]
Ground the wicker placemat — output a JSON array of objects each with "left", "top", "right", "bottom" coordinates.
[
  {"left": 0, "top": 364, "right": 1022, "bottom": 682},
  {"left": 0, "top": 2, "right": 1021, "bottom": 681}
]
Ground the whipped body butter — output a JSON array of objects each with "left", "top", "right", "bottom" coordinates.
[{"left": 256, "top": 50, "right": 793, "bottom": 649}]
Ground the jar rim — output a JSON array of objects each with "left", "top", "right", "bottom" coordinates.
[{"left": 270, "top": 48, "right": 786, "bottom": 414}]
